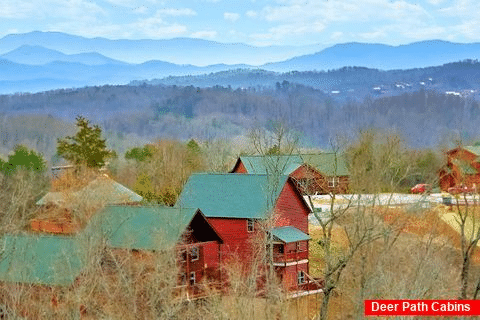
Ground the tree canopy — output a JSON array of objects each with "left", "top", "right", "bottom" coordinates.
[
  {"left": 125, "top": 145, "right": 154, "bottom": 162},
  {"left": 57, "top": 116, "right": 114, "bottom": 168},
  {"left": 0, "top": 145, "right": 46, "bottom": 175}
]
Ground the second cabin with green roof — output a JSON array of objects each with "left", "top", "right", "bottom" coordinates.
[{"left": 230, "top": 153, "right": 350, "bottom": 194}]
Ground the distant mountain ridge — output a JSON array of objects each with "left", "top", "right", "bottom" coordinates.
[
  {"left": 1, "top": 45, "right": 127, "bottom": 66},
  {"left": 0, "top": 54, "right": 256, "bottom": 93},
  {"left": 264, "top": 40, "right": 480, "bottom": 71},
  {"left": 2, "top": 31, "right": 480, "bottom": 94},
  {"left": 0, "top": 31, "right": 323, "bottom": 66},
  {"left": 139, "top": 60, "right": 480, "bottom": 103}
]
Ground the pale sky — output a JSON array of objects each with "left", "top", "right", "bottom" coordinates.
[{"left": 0, "top": 0, "right": 478, "bottom": 46}]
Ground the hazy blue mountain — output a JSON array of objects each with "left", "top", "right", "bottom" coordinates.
[
  {"left": 1, "top": 45, "right": 127, "bottom": 65},
  {"left": 0, "top": 57, "right": 255, "bottom": 94},
  {"left": 0, "top": 31, "right": 324, "bottom": 66},
  {"left": 263, "top": 40, "right": 480, "bottom": 71},
  {"left": 0, "top": 45, "right": 125, "bottom": 65},
  {"left": 2, "top": 45, "right": 66, "bottom": 65},
  {"left": 2, "top": 32, "right": 480, "bottom": 94},
  {"left": 2, "top": 32, "right": 480, "bottom": 70}
]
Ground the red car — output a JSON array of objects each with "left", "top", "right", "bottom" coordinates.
[{"left": 410, "top": 184, "right": 431, "bottom": 194}]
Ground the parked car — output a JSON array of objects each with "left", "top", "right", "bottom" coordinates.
[
  {"left": 410, "top": 184, "right": 432, "bottom": 194},
  {"left": 447, "top": 185, "right": 477, "bottom": 195}
]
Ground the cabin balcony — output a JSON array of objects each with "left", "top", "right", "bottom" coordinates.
[{"left": 272, "top": 243, "right": 309, "bottom": 266}]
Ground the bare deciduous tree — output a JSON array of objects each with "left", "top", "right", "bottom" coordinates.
[{"left": 309, "top": 132, "right": 420, "bottom": 320}]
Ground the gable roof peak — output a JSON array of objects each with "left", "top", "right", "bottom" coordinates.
[
  {"left": 91, "top": 206, "right": 216, "bottom": 251},
  {"left": 176, "top": 173, "right": 291, "bottom": 219}
]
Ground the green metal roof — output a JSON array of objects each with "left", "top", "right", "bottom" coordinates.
[
  {"left": 0, "top": 234, "right": 85, "bottom": 286},
  {"left": 464, "top": 146, "right": 480, "bottom": 156},
  {"left": 271, "top": 226, "right": 310, "bottom": 243},
  {"left": 37, "top": 176, "right": 143, "bottom": 206},
  {"left": 300, "top": 153, "right": 349, "bottom": 176},
  {"left": 93, "top": 206, "right": 199, "bottom": 250},
  {"left": 235, "top": 154, "right": 349, "bottom": 177},
  {"left": 176, "top": 173, "right": 289, "bottom": 219},
  {"left": 452, "top": 159, "right": 477, "bottom": 175},
  {"left": 238, "top": 155, "right": 303, "bottom": 175}
]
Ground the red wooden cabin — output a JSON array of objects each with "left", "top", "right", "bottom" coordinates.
[
  {"left": 94, "top": 206, "right": 224, "bottom": 297},
  {"left": 439, "top": 146, "right": 480, "bottom": 191},
  {"left": 176, "top": 173, "right": 320, "bottom": 293}
]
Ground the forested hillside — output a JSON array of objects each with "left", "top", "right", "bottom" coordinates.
[
  {"left": 141, "top": 60, "right": 480, "bottom": 102},
  {"left": 0, "top": 78, "right": 478, "bottom": 163}
]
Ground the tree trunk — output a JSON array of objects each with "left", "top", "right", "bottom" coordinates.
[
  {"left": 319, "top": 290, "right": 332, "bottom": 320},
  {"left": 460, "top": 255, "right": 470, "bottom": 299}
]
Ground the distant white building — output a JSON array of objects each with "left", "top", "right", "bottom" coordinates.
[{"left": 445, "top": 91, "right": 461, "bottom": 96}]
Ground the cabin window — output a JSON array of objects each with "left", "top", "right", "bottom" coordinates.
[
  {"left": 191, "top": 246, "right": 199, "bottom": 261},
  {"left": 297, "top": 271, "right": 305, "bottom": 284},
  {"left": 247, "top": 219, "right": 255, "bottom": 232},
  {"left": 328, "top": 177, "right": 339, "bottom": 188},
  {"left": 189, "top": 272, "right": 196, "bottom": 286}
]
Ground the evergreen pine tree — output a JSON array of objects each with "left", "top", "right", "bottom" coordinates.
[{"left": 57, "top": 116, "right": 114, "bottom": 168}]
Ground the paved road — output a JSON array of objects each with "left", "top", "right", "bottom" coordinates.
[{"left": 306, "top": 193, "right": 449, "bottom": 225}]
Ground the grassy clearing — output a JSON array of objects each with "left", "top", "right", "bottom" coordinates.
[{"left": 309, "top": 225, "right": 349, "bottom": 278}]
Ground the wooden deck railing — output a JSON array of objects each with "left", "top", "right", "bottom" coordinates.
[{"left": 273, "top": 251, "right": 309, "bottom": 263}]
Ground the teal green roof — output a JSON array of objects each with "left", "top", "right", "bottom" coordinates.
[
  {"left": 300, "top": 153, "right": 349, "bottom": 176},
  {"left": 464, "top": 146, "right": 480, "bottom": 156},
  {"left": 37, "top": 176, "right": 143, "bottom": 206},
  {"left": 452, "top": 159, "right": 477, "bottom": 175},
  {"left": 271, "top": 226, "right": 310, "bottom": 243},
  {"left": 176, "top": 174, "right": 289, "bottom": 219},
  {"left": 235, "top": 154, "right": 349, "bottom": 177},
  {"left": 0, "top": 234, "right": 85, "bottom": 286},
  {"left": 93, "top": 206, "right": 199, "bottom": 250},
  {"left": 238, "top": 155, "right": 303, "bottom": 175}
]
